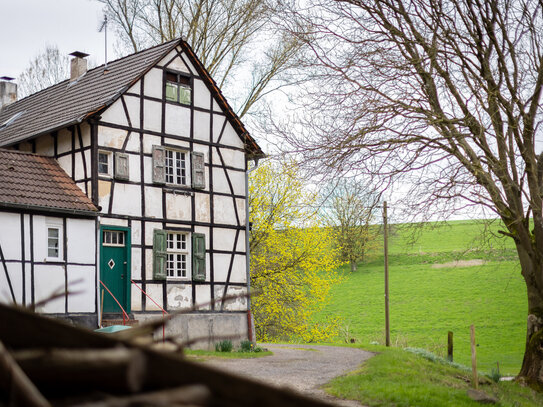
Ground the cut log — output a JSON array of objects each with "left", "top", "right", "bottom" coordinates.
[{"left": 13, "top": 347, "right": 146, "bottom": 395}]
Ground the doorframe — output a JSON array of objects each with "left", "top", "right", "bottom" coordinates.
[{"left": 99, "top": 225, "right": 132, "bottom": 313}]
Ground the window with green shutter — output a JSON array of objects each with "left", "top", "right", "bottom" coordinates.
[
  {"left": 192, "top": 233, "right": 206, "bottom": 282},
  {"left": 153, "top": 229, "right": 167, "bottom": 280}
]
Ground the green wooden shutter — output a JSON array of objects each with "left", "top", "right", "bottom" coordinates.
[
  {"left": 153, "top": 229, "right": 167, "bottom": 280},
  {"left": 191, "top": 152, "right": 205, "bottom": 189},
  {"left": 192, "top": 233, "right": 206, "bottom": 282}
]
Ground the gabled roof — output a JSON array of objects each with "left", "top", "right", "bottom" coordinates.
[
  {"left": 0, "top": 149, "right": 98, "bottom": 215},
  {"left": 0, "top": 38, "right": 264, "bottom": 157}
]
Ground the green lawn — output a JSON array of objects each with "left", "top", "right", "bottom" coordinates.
[
  {"left": 325, "top": 346, "right": 543, "bottom": 407},
  {"left": 315, "top": 219, "right": 527, "bottom": 375}
]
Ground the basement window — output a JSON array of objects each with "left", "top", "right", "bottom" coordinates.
[{"left": 165, "top": 72, "right": 191, "bottom": 105}]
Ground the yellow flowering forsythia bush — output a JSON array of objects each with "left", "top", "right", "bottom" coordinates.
[{"left": 249, "top": 161, "right": 343, "bottom": 342}]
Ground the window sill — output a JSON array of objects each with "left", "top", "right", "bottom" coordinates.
[{"left": 164, "top": 187, "right": 193, "bottom": 196}]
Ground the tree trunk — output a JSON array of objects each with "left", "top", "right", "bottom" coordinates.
[
  {"left": 517, "top": 242, "right": 543, "bottom": 390},
  {"left": 350, "top": 261, "right": 357, "bottom": 272}
]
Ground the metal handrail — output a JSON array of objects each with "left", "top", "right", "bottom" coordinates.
[
  {"left": 131, "top": 280, "right": 169, "bottom": 342},
  {"left": 99, "top": 280, "right": 130, "bottom": 325}
]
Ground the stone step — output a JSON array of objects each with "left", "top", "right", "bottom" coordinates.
[{"left": 101, "top": 318, "right": 139, "bottom": 327}]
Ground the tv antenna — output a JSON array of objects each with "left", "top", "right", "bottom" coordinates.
[{"left": 98, "top": 14, "right": 108, "bottom": 70}]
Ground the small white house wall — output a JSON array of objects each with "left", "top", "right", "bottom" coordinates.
[{"left": 0, "top": 211, "right": 97, "bottom": 316}]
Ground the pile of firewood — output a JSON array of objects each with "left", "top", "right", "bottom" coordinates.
[{"left": 0, "top": 304, "right": 334, "bottom": 407}]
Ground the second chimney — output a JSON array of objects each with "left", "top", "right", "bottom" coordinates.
[
  {"left": 70, "top": 51, "right": 89, "bottom": 82},
  {"left": 0, "top": 77, "right": 17, "bottom": 111}
]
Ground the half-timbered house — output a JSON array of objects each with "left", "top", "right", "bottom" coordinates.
[{"left": 0, "top": 38, "right": 264, "bottom": 345}]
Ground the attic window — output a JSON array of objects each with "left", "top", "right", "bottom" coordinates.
[
  {"left": 0, "top": 111, "right": 24, "bottom": 130},
  {"left": 165, "top": 72, "right": 191, "bottom": 105}
]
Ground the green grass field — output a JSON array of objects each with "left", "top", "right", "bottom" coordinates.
[{"left": 315, "top": 219, "right": 527, "bottom": 375}]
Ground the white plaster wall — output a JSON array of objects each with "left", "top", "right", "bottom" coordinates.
[
  {"left": 144, "top": 222, "right": 163, "bottom": 246},
  {"left": 67, "top": 265, "right": 95, "bottom": 312},
  {"left": 57, "top": 155, "right": 72, "bottom": 178},
  {"left": 213, "top": 228, "right": 240, "bottom": 252},
  {"left": 193, "top": 79, "right": 211, "bottom": 110},
  {"left": 213, "top": 254, "right": 230, "bottom": 282},
  {"left": 211, "top": 168, "right": 230, "bottom": 195},
  {"left": 0, "top": 212, "right": 22, "bottom": 259},
  {"left": 221, "top": 122, "right": 244, "bottom": 149},
  {"left": 131, "top": 247, "right": 142, "bottom": 280},
  {"left": 131, "top": 284, "right": 142, "bottom": 311},
  {"left": 161, "top": 49, "right": 191, "bottom": 74},
  {"left": 145, "top": 284, "right": 163, "bottom": 311},
  {"left": 213, "top": 99, "right": 221, "bottom": 112},
  {"left": 98, "top": 180, "right": 111, "bottom": 210},
  {"left": 111, "top": 184, "right": 142, "bottom": 216},
  {"left": 223, "top": 286, "right": 247, "bottom": 311},
  {"left": 164, "top": 138, "right": 190, "bottom": 149},
  {"left": 66, "top": 218, "right": 95, "bottom": 264},
  {"left": 165, "top": 104, "right": 190, "bottom": 137},
  {"left": 0, "top": 263, "right": 23, "bottom": 305},
  {"left": 193, "top": 111, "right": 210, "bottom": 142},
  {"left": 57, "top": 129, "right": 72, "bottom": 154},
  {"left": 145, "top": 186, "right": 163, "bottom": 218},
  {"left": 143, "top": 134, "right": 162, "bottom": 154},
  {"left": 125, "top": 129, "right": 141, "bottom": 152},
  {"left": 74, "top": 152, "right": 86, "bottom": 180},
  {"left": 101, "top": 99, "right": 129, "bottom": 127},
  {"left": 230, "top": 170, "right": 247, "bottom": 196},
  {"left": 35, "top": 135, "right": 54, "bottom": 155},
  {"left": 165, "top": 193, "right": 191, "bottom": 221},
  {"left": 167, "top": 284, "right": 192, "bottom": 310},
  {"left": 131, "top": 221, "right": 142, "bottom": 245},
  {"left": 143, "top": 100, "right": 162, "bottom": 133},
  {"left": 144, "top": 68, "right": 164, "bottom": 99},
  {"left": 229, "top": 255, "right": 247, "bottom": 284},
  {"left": 213, "top": 148, "right": 246, "bottom": 171},
  {"left": 32, "top": 216, "right": 63, "bottom": 262},
  {"left": 213, "top": 195, "right": 239, "bottom": 225},
  {"left": 144, "top": 248, "right": 154, "bottom": 280},
  {"left": 194, "top": 193, "right": 210, "bottom": 223},
  {"left": 34, "top": 264, "right": 65, "bottom": 313},
  {"left": 195, "top": 285, "right": 211, "bottom": 310},
  {"left": 124, "top": 95, "right": 141, "bottom": 131},
  {"left": 128, "top": 80, "right": 141, "bottom": 95},
  {"left": 99, "top": 218, "right": 129, "bottom": 227},
  {"left": 99, "top": 126, "right": 128, "bottom": 150},
  {"left": 81, "top": 123, "right": 91, "bottom": 146},
  {"left": 235, "top": 198, "right": 246, "bottom": 225},
  {"left": 180, "top": 53, "right": 197, "bottom": 75},
  {"left": 128, "top": 153, "right": 141, "bottom": 183},
  {"left": 212, "top": 114, "right": 226, "bottom": 143}
]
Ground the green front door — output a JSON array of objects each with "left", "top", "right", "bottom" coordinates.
[{"left": 100, "top": 226, "right": 131, "bottom": 314}]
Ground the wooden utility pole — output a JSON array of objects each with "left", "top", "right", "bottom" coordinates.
[
  {"left": 384, "top": 201, "right": 390, "bottom": 347},
  {"left": 447, "top": 331, "right": 454, "bottom": 362}
]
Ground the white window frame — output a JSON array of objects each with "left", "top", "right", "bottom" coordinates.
[
  {"left": 102, "top": 230, "right": 126, "bottom": 247},
  {"left": 165, "top": 148, "right": 190, "bottom": 186},
  {"left": 98, "top": 150, "right": 112, "bottom": 177},
  {"left": 166, "top": 231, "right": 190, "bottom": 280},
  {"left": 46, "top": 224, "right": 62, "bottom": 261}
]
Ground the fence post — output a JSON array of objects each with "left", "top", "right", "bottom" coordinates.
[
  {"left": 470, "top": 324, "right": 478, "bottom": 389},
  {"left": 447, "top": 331, "right": 453, "bottom": 362}
]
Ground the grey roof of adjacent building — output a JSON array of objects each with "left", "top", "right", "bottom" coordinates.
[
  {"left": 0, "top": 39, "right": 178, "bottom": 147},
  {"left": 0, "top": 38, "right": 264, "bottom": 157}
]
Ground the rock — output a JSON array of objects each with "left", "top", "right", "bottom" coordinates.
[{"left": 467, "top": 389, "right": 498, "bottom": 404}]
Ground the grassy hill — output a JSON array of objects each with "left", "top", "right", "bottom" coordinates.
[{"left": 315, "top": 219, "right": 527, "bottom": 375}]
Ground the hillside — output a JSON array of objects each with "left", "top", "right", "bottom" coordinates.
[{"left": 315, "top": 219, "right": 526, "bottom": 375}]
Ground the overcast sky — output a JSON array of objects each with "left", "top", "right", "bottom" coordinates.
[{"left": 0, "top": 0, "right": 117, "bottom": 79}]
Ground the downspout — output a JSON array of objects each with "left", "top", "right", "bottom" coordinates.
[{"left": 245, "top": 157, "right": 259, "bottom": 343}]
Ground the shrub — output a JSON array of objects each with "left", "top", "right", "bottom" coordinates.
[
  {"left": 215, "top": 340, "right": 233, "bottom": 353},
  {"left": 239, "top": 340, "right": 253, "bottom": 352}
]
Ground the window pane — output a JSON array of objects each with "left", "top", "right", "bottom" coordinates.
[
  {"left": 48, "top": 228, "right": 59, "bottom": 257},
  {"left": 98, "top": 153, "right": 109, "bottom": 174},
  {"left": 166, "top": 82, "right": 178, "bottom": 102},
  {"left": 179, "top": 87, "right": 191, "bottom": 105}
]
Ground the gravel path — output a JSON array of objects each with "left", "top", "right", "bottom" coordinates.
[{"left": 204, "top": 344, "right": 373, "bottom": 406}]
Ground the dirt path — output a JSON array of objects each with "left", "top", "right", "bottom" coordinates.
[{"left": 203, "top": 343, "right": 373, "bottom": 406}]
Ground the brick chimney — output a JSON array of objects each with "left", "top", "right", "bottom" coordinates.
[
  {"left": 0, "top": 77, "right": 17, "bottom": 111},
  {"left": 69, "top": 51, "right": 89, "bottom": 82}
]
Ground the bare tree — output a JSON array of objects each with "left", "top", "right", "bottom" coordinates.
[
  {"left": 278, "top": 0, "right": 543, "bottom": 388},
  {"left": 98, "top": 0, "right": 303, "bottom": 117},
  {"left": 322, "top": 179, "right": 381, "bottom": 272},
  {"left": 17, "top": 46, "right": 70, "bottom": 99}
]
